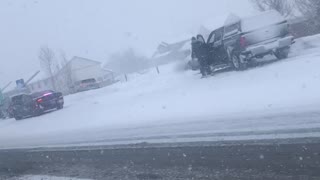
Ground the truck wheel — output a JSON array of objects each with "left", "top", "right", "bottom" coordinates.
[
  {"left": 231, "top": 54, "right": 247, "bottom": 71},
  {"left": 14, "top": 116, "right": 22, "bottom": 120},
  {"left": 275, "top": 47, "right": 290, "bottom": 60}
]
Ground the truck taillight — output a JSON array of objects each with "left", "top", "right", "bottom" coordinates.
[{"left": 240, "top": 36, "right": 247, "bottom": 48}]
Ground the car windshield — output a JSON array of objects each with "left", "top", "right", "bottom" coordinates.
[{"left": 0, "top": 0, "right": 319, "bottom": 179}]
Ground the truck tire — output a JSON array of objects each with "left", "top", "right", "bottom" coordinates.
[
  {"left": 231, "top": 54, "right": 247, "bottom": 71},
  {"left": 14, "top": 115, "right": 22, "bottom": 120},
  {"left": 275, "top": 47, "right": 290, "bottom": 60}
]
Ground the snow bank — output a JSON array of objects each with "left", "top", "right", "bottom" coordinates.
[
  {"left": 290, "top": 34, "right": 320, "bottom": 57},
  {"left": 1, "top": 34, "right": 320, "bottom": 148}
]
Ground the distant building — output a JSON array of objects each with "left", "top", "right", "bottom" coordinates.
[
  {"left": 152, "top": 40, "right": 191, "bottom": 66},
  {"left": 28, "top": 56, "right": 114, "bottom": 94}
]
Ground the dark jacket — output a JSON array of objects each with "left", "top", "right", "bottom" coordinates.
[
  {"left": 193, "top": 42, "right": 210, "bottom": 60},
  {"left": 191, "top": 38, "right": 197, "bottom": 59}
]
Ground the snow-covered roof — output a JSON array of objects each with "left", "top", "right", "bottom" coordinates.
[
  {"left": 153, "top": 40, "right": 190, "bottom": 59},
  {"left": 102, "top": 68, "right": 114, "bottom": 73},
  {"left": 27, "top": 56, "right": 104, "bottom": 85},
  {"left": 70, "top": 56, "right": 101, "bottom": 65}
]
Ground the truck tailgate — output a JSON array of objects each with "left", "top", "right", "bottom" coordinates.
[{"left": 243, "top": 22, "right": 288, "bottom": 47}]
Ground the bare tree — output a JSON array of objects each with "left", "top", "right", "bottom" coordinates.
[
  {"left": 58, "top": 50, "right": 73, "bottom": 94},
  {"left": 39, "top": 46, "right": 57, "bottom": 90},
  {"left": 295, "top": 0, "right": 320, "bottom": 27},
  {"left": 251, "top": 0, "right": 293, "bottom": 17}
]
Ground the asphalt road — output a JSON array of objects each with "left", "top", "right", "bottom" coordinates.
[{"left": 1, "top": 138, "right": 320, "bottom": 180}]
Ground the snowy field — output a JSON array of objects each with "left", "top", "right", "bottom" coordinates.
[{"left": 1, "top": 35, "right": 320, "bottom": 149}]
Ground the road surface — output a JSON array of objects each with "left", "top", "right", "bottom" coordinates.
[{"left": 1, "top": 138, "right": 320, "bottom": 180}]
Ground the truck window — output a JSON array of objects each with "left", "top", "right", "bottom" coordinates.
[
  {"left": 208, "top": 33, "right": 215, "bottom": 44},
  {"left": 197, "top": 35, "right": 206, "bottom": 44},
  {"left": 224, "top": 23, "right": 240, "bottom": 36},
  {"left": 214, "top": 28, "right": 223, "bottom": 42}
]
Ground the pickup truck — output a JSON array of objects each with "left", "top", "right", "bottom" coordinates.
[{"left": 207, "top": 10, "right": 294, "bottom": 70}]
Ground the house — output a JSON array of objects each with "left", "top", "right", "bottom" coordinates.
[
  {"left": 28, "top": 56, "right": 115, "bottom": 94},
  {"left": 152, "top": 40, "right": 191, "bottom": 66}
]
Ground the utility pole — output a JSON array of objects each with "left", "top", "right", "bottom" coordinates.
[
  {"left": 0, "top": 81, "right": 12, "bottom": 105},
  {"left": 0, "top": 90, "right": 3, "bottom": 106}
]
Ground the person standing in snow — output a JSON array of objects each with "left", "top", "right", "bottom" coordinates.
[
  {"left": 194, "top": 35, "right": 211, "bottom": 77},
  {"left": 188, "top": 37, "right": 201, "bottom": 71},
  {"left": 191, "top": 37, "right": 197, "bottom": 60}
]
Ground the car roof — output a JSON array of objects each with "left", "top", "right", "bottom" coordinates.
[
  {"left": 31, "top": 90, "right": 54, "bottom": 98},
  {"left": 11, "top": 93, "right": 28, "bottom": 98}
]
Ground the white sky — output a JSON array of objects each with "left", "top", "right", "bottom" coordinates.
[{"left": 0, "top": 0, "right": 255, "bottom": 86}]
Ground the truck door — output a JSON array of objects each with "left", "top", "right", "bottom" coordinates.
[
  {"left": 208, "top": 28, "right": 227, "bottom": 65},
  {"left": 213, "top": 28, "right": 228, "bottom": 64}
]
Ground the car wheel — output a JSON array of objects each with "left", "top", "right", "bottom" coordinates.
[
  {"left": 57, "top": 103, "right": 64, "bottom": 110},
  {"left": 275, "top": 47, "right": 290, "bottom": 60},
  {"left": 33, "top": 109, "right": 43, "bottom": 116},
  {"left": 232, "top": 54, "right": 247, "bottom": 71}
]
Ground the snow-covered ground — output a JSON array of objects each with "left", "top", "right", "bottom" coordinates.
[{"left": 1, "top": 35, "right": 320, "bottom": 149}]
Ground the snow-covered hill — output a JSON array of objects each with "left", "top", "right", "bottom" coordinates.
[{"left": 1, "top": 34, "right": 320, "bottom": 149}]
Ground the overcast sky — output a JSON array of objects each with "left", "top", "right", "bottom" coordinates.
[{"left": 0, "top": 0, "right": 254, "bottom": 86}]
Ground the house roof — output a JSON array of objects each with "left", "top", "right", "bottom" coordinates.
[
  {"left": 70, "top": 56, "right": 102, "bottom": 65},
  {"left": 28, "top": 56, "right": 104, "bottom": 85},
  {"left": 153, "top": 39, "right": 190, "bottom": 59},
  {"left": 102, "top": 68, "right": 114, "bottom": 73}
]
